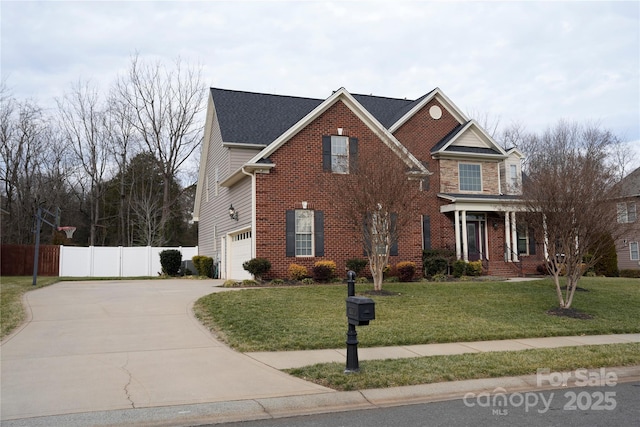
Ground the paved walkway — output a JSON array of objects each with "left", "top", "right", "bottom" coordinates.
[
  {"left": 246, "top": 334, "right": 640, "bottom": 369},
  {"left": 1, "top": 279, "right": 638, "bottom": 427}
]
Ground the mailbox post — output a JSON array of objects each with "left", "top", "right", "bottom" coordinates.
[{"left": 345, "top": 270, "right": 375, "bottom": 373}]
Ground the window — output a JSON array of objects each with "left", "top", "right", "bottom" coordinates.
[
  {"left": 295, "top": 210, "right": 313, "bottom": 256},
  {"left": 509, "top": 164, "right": 518, "bottom": 188},
  {"left": 517, "top": 228, "right": 528, "bottom": 255},
  {"left": 322, "top": 135, "right": 358, "bottom": 173},
  {"left": 331, "top": 136, "right": 348, "bottom": 173},
  {"left": 286, "top": 210, "right": 324, "bottom": 257},
  {"left": 630, "top": 242, "right": 639, "bottom": 261},
  {"left": 618, "top": 202, "right": 637, "bottom": 223},
  {"left": 459, "top": 163, "right": 482, "bottom": 192}
]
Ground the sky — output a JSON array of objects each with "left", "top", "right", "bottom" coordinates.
[{"left": 2, "top": 0, "right": 639, "bottom": 167}]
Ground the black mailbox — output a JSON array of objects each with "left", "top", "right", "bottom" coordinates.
[{"left": 346, "top": 296, "right": 375, "bottom": 326}]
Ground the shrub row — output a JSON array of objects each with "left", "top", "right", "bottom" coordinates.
[{"left": 239, "top": 257, "right": 420, "bottom": 282}]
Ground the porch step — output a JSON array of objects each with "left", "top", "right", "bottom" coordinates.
[{"left": 488, "top": 261, "right": 523, "bottom": 278}]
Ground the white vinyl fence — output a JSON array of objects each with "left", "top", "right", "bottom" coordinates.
[{"left": 59, "top": 246, "right": 198, "bottom": 277}]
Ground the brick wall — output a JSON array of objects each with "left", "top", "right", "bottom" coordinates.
[{"left": 255, "top": 100, "right": 428, "bottom": 280}]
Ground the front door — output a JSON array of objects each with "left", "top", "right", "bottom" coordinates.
[{"left": 467, "top": 221, "right": 483, "bottom": 261}]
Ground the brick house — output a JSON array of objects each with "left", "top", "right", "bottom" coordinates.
[
  {"left": 615, "top": 167, "right": 640, "bottom": 272},
  {"left": 193, "top": 87, "right": 544, "bottom": 280}
]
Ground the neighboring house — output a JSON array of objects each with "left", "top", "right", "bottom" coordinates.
[
  {"left": 193, "top": 87, "right": 544, "bottom": 280},
  {"left": 615, "top": 167, "right": 640, "bottom": 271}
]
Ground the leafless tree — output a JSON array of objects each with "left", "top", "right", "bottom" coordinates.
[
  {"left": 323, "top": 144, "right": 423, "bottom": 291},
  {"left": 113, "top": 54, "right": 205, "bottom": 244},
  {"left": 0, "top": 85, "right": 55, "bottom": 244},
  {"left": 522, "top": 121, "right": 624, "bottom": 309},
  {"left": 57, "top": 80, "right": 111, "bottom": 246},
  {"left": 105, "top": 91, "right": 141, "bottom": 246}
]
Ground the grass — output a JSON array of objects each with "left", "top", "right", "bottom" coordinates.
[
  {"left": 1, "top": 276, "right": 60, "bottom": 339},
  {"left": 286, "top": 343, "right": 640, "bottom": 391},
  {"left": 193, "top": 277, "right": 640, "bottom": 352}
]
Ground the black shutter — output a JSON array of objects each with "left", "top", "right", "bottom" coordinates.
[
  {"left": 529, "top": 229, "right": 536, "bottom": 255},
  {"left": 390, "top": 213, "right": 398, "bottom": 256},
  {"left": 314, "top": 211, "right": 324, "bottom": 256},
  {"left": 322, "top": 135, "right": 331, "bottom": 171},
  {"left": 423, "top": 215, "right": 431, "bottom": 250},
  {"left": 286, "top": 210, "right": 295, "bottom": 257},
  {"left": 349, "top": 137, "right": 358, "bottom": 173}
]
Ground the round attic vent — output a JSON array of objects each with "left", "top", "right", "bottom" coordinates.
[{"left": 429, "top": 105, "right": 442, "bottom": 120}]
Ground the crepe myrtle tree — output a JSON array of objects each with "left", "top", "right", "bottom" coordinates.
[
  {"left": 521, "top": 121, "right": 627, "bottom": 309},
  {"left": 323, "top": 141, "right": 424, "bottom": 291}
]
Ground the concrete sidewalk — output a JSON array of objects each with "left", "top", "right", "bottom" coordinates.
[
  {"left": 1, "top": 279, "right": 638, "bottom": 427},
  {"left": 246, "top": 334, "right": 640, "bottom": 369}
]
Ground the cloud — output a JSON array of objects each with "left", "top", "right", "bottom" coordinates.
[{"left": 2, "top": 0, "right": 638, "bottom": 142}]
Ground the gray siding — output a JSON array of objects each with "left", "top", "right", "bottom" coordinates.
[
  {"left": 230, "top": 147, "right": 261, "bottom": 171},
  {"left": 197, "top": 113, "right": 256, "bottom": 263}
]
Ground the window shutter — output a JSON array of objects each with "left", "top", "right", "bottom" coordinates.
[
  {"left": 314, "top": 210, "right": 324, "bottom": 257},
  {"left": 322, "top": 135, "right": 331, "bottom": 171},
  {"left": 528, "top": 228, "right": 536, "bottom": 255},
  {"left": 423, "top": 215, "right": 431, "bottom": 250},
  {"left": 390, "top": 213, "right": 398, "bottom": 256},
  {"left": 349, "top": 137, "right": 358, "bottom": 172},
  {"left": 286, "top": 210, "right": 295, "bottom": 257}
]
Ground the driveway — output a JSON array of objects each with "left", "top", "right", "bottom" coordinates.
[{"left": 0, "top": 280, "right": 330, "bottom": 421}]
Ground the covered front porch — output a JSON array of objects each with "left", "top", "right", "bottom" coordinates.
[{"left": 439, "top": 194, "right": 536, "bottom": 275}]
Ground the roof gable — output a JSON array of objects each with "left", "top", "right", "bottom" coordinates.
[
  {"left": 389, "top": 88, "right": 468, "bottom": 133},
  {"left": 246, "top": 88, "right": 430, "bottom": 174},
  {"left": 431, "top": 120, "right": 507, "bottom": 159}
]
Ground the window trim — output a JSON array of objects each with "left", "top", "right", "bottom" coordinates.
[
  {"left": 630, "top": 241, "right": 639, "bottom": 261},
  {"left": 459, "top": 162, "right": 482, "bottom": 192},
  {"left": 295, "top": 209, "right": 314, "bottom": 257},
  {"left": 618, "top": 202, "right": 637, "bottom": 223},
  {"left": 330, "top": 135, "right": 349, "bottom": 174}
]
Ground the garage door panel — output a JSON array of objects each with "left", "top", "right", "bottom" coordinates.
[{"left": 229, "top": 231, "right": 252, "bottom": 280}]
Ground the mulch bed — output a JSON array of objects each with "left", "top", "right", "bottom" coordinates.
[{"left": 546, "top": 307, "right": 594, "bottom": 319}]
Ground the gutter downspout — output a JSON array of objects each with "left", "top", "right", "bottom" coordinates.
[{"left": 241, "top": 166, "right": 256, "bottom": 259}]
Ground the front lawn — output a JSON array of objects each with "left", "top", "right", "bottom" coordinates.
[{"left": 193, "top": 277, "right": 640, "bottom": 352}]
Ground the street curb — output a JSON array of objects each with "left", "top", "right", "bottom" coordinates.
[{"left": 3, "top": 366, "right": 638, "bottom": 427}]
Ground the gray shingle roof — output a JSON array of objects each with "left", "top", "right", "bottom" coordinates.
[
  {"left": 211, "top": 88, "right": 428, "bottom": 146},
  {"left": 618, "top": 167, "right": 640, "bottom": 197},
  {"left": 211, "top": 88, "right": 322, "bottom": 146}
]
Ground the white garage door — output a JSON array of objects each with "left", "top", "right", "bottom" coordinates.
[{"left": 228, "top": 230, "right": 253, "bottom": 280}]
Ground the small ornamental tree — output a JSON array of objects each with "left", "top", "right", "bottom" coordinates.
[
  {"left": 522, "top": 121, "right": 625, "bottom": 309},
  {"left": 322, "top": 139, "right": 425, "bottom": 291}
]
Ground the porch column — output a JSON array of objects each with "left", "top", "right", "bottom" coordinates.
[
  {"left": 461, "top": 210, "right": 468, "bottom": 262},
  {"left": 511, "top": 211, "right": 519, "bottom": 262},
  {"left": 454, "top": 210, "right": 462, "bottom": 260},
  {"left": 504, "top": 212, "right": 511, "bottom": 261},
  {"left": 484, "top": 220, "right": 489, "bottom": 260}
]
